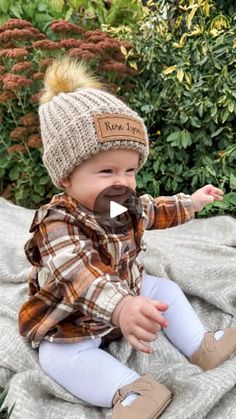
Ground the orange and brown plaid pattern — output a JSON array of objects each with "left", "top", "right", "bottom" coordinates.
[{"left": 18, "top": 192, "right": 194, "bottom": 348}]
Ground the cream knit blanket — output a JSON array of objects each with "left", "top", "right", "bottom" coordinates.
[{"left": 0, "top": 197, "right": 236, "bottom": 419}]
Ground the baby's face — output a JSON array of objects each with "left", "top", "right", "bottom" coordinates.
[{"left": 61, "top": 149, "right": 139, "bottom": 212}]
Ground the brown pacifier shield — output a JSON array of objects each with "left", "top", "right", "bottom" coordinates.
[
  {"left": 93, "top": 185, "right": 132, "bottom": 215},
  {"left": 93, "top": 185, "right": 143, "bottom": 227}
]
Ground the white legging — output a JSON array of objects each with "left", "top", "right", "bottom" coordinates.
[{"left": 39, "top": 274, "right": 206, "bottom": 408}]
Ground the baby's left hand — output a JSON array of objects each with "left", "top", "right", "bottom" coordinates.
[{"left": 191, "top": 184, "right": 224, "bottom": 212}]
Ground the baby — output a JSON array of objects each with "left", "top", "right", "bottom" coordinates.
[{"left": 19, "top": 58, "right": 236, "bottom": 419}]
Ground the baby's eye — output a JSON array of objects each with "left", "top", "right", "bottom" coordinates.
[
  {"left": 99, "top": 169, "right": 112, "bottom": 174},
  {"left": 126, "top": 168, "right": 137, "bottom": 173}
]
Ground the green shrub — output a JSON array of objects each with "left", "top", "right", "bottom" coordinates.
[
  {"left": 110, "top": 0, "right": 236, "bottom": 216},
  {"left": 0, "top": 0, "right": 144, "bottom": 32}
]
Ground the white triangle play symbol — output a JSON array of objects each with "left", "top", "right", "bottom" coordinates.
[{"left": 110, "top": 201, "right": 127, "bottom": 218}]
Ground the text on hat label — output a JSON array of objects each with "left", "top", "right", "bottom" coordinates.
[{"left": 94, "top": 113, "right": 147, "bottom": 145}]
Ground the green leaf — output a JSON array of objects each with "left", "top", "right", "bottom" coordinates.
[
  {"left": 228, "top": 101, "right": 235, "bottom": 113},
  {"left": 9, "top": 166, "right": 20, "bottom": 181},
  {"left": 0, "top": 386, "right": 8, "bottom": 407},
  {"left": 180, "top": 130, "right": 192, "bottom": 148},
  {"left": 39, "top": 176, "right": 50, "bottom": 185},
  {"left": 65, "top": 6, "right": 74, "bottom": 20},
  {"left": 190, "top": 116, "right": 201, "bottom": 128},
  {"left": 198, "top": 103, "right": 204, "bottom": 118},
  {"left": 211, "top": 126, "right": 225, "bottom": 137},
  {"left": 221, "top": 107, "right": 230, "bottom": 123},
  {"left": 6, "top": 402, "right": 15, "bottom": 418},
  {"left": 0, "top": 0, "right": 9, "bottom": 14},
  {"left": 0, "top": 13, "right": 10, "bottom": 23},
  {"left": 9, "top": 3, "right": 23, "bottom": 18},
  {"left": 230, "top": 173, "right": 236, "bottom": 189},
  {"left": 35, "top": 12, "right": 52, "bottom": 23},
  {"left": 23, "top": 3, "right": 34, "bottom": 18},
  {"left": 166, "top": 131, "right": 181, "bottom": 146}
]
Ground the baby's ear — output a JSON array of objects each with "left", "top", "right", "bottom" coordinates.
[{"left": 60, "top": 177, "right": 71, "bottom": 188}]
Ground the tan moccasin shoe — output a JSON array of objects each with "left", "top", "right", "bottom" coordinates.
[
  {"left": 190, "top": 327, "right": 236, "bottom": 370},
  {"left": 112, "top": 374, "right": 171, "bottom": 419}
]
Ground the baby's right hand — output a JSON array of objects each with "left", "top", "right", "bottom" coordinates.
[{"left": 112, "top": 295, "right": 168, "bottom": 353}]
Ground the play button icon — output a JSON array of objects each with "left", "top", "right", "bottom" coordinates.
[
  {"left": 110, "top": 201, "right": 127, "bottom": 218},
  {"left": 92, "top": 185, "right": 143, "bottom": 228}
]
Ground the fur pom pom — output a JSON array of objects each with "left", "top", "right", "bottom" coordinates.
[{"left": 40, "top": 58, "right": 102, "bottom": 104}]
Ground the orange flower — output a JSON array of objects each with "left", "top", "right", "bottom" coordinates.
[
  {"left": 32, "top": 72, "right": 44, "bottom": 80},
  {"left": 0, "top": 66, "right": 5, "bottom": 73},
  {"left": 1, "top": 19, "right": 33, "bottom": 30},
  {"left": 6, "top": 48, "right": 28, "bottom": 59},
  {"left": 100, "top": 60, "right": 136, "bottom": 75},
  {"left": 27, "top": 126, "right": 39, "bottom": 134},
  {"left": 32, "top": 40, "right": 61, "bottom": 50},
  {"left": 0, "top": 91, "right": 15, "bottom": 103},
  {"left": 27, "top": 134, "right": 43, "bottom": 148},
  {"left": 60, "top": 39, "right": 82, "bottom": 49},
  {"left": 103, "top": 82, "right": 119, "bottom": 94},
  {"left": 39, "top": 58, "right": 55, "bottom": 71},
  {"left": 29, "top": 91, "right": 43, "bottom": 104},
  {"left": 7, "top": 144, "right": 26, "bottom": 154},
  {"left": 10, "top": 127, "right": 28, "bottom": 140},
  {"left": 19, "top": 113, "right": 38, "bottom": 126},
  {"left": 69, "top": 49, "right": 95, "bottom": 60},
  {"left": 12, "top": 61, "right": 33, "bottom": 73},
  {"left": 3, "top": 74, "right": 32, "bottom": 90},
  {"left": 97, "top": 39, "right": 120, "bottom": 52},
  {"left": 0, "top": 28, "right": 36, "bottom": 43},
  {"left": 50, "top": 20, "right": 85, "bottom": 34},
  {"left": 0, "top": 49, "right": 9, "bottom": 58},
  {"left": 84, "top": 30, "right": 106, "bottom": 41}
]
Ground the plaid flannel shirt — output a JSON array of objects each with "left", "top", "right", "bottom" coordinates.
[{"left": 18, "top": 192, "right": 194, "bottom": 348}]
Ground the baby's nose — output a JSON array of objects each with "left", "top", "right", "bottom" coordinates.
[{"left": 112, "top": 175, "right": 129, "bottom": 187}]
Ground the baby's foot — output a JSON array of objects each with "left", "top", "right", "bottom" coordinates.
[
  {"left": 112, "top": 374, "right": 171, "bottom": 419},
  {"left": 190, "top": 327, "right": 236, "bottom": 370}
]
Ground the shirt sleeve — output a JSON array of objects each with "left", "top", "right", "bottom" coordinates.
[
  {"left": 140, "top": 193, "right": 195, "bottom": 230},
  {"left": 36, "top": 217, "right": 132, "bottom": 326}
]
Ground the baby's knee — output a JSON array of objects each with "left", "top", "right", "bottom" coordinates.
[{"left": 158, "top": 278, "right": 184, "bottom": 304}]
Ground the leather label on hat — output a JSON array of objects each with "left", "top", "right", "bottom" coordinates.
[{"left": 94, "top": 114, "right": 147, "bottom": 145}]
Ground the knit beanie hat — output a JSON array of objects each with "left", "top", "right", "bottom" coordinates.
[{"left": 39, "top": 58, "right": 149, "bottom": 188}]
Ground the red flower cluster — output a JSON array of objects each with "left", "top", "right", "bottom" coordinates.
[
  {"left": 9, "top": 111, "right": 41, "bottom": 150},
  {"left": 32, "top": 72, "right": 44, "bottom": 80},
  {"left": 12, "top": 61, "right": 33, "bottom": 73},
  {"left": 6, "top": 48, "right": 29, "bottom": 59},
  {"left": 0, "top": 18, "right": 33, "bottom": 30},
  {"left": 32, "top": 40, "right": 61, "bottom": 50},
  {"left": 50, "top": 20, "right": 85, "bottom": 35},
  {"left": 7, "top": 144, "right": 26, "bottom": 154},
  {"left": 0, "top": 91, "right": 15, "bottom": 104},
  {"left": 19, "top": 112, "right": 38, "bottom": 127},
  {"left": 100, "top": 59, "right": 136, "bottom": 76},
  {"left": 39, "top": 58, "right": 55, "bottom": 71},
  {"left": 60, "top": 39, "right": 82, "bottom": 49},
  {"left": 3, "top": 73, "right": 32, "bottom": 90},
  {"left": 0, "top": 28, "right": 39, "bottom": 43},
  {"left": 27, "top": 134, "right": 42, "bottom": 148},
  {"left": 29, "top": 91, "right": 43, "bottom": 104}
]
